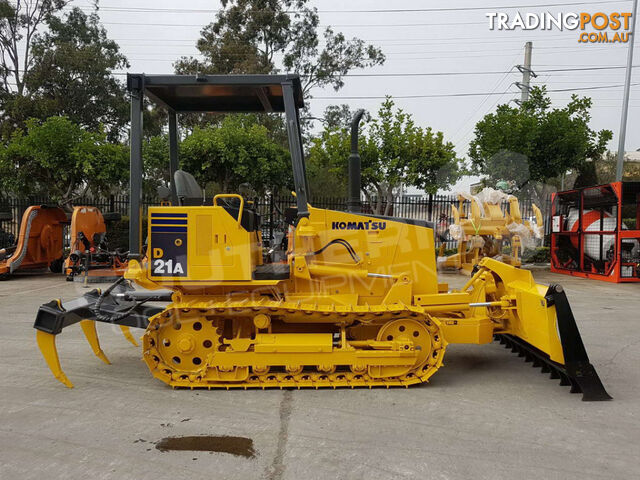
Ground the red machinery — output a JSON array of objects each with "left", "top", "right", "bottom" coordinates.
[
  {"left": 551, "top": 181, "right": 640, "bottom": 282},
  {"left": 65, "top": 206, "right": 128, "bottom": 282}
]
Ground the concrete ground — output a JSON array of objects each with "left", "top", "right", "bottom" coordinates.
[{"left": 0, "top": 269, "right": 638, "bottom": 480}]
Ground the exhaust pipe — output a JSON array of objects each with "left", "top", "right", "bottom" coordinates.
[{"left": 348, "top": 109, "right": 365, "bottom": 213}]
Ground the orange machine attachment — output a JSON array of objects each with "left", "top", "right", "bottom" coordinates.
[
  {"left": 0, "top": 206, "right": 67, "bottom": 279},
  {"left": 65, "top": 206, "right": 128, "bottom": 282}
]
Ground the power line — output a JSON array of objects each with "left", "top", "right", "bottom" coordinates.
[
  {"left": 120, "top": 44, "right": 634, "bottom": 60},
  {"left": 457, "top": 46, "right": 533, "bottom": 148},
  {"left": 451, "top": 58, "right": 521, "bottom": 144},
  {"left": 305, "top": 0, "right": 630, "bottom": 13},
  {"left": 336, "top": 65, "right": 640, "bottom": 77},
  {"left": 90, "top": 64, "right": 640, "bottom": 78},
  {"left": 111, "top": 35, "right": 585, "bottom": 47},
  {"left": 63, "top": 0, "right": 629, "bottom": 15},
  {"left": 100, "top": 20, "right": 487, "bottom": 28},
  {"left": 104, "top": 33, "right": 584, "bottom": 43},
  {"left": 7, "top": 61, "right": 637, "bottom": 78},
  {"left": 312, "top": 82, "right": 640, "bottom": 100}
]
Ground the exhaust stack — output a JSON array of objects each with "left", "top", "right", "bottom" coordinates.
[{"left": 347, "top": 109, "right": 365, "bottom": 213}]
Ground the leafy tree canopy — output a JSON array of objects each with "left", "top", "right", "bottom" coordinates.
[
  {"left": 1, "top": 7, "right": 129, "bottom": 140},
  {"left": 179, "top": 115, "right": 292, "bottom": 195},
  {"left": 25, "top": 7, "right": 128, "bottom": 139},
  {"left": 174, "top": 0, "right": 384, "bottom": 98},
  {"left": 0, "top": 116, "right": 128, "bottom": 204},
  {"left": 0, "top": 0, "right": 68, "bottom": 96},
  {"left": 308, "top": 98, "right": 463, "bottom": 214},
  {"left": 142, "top": 134, "right": 171, "bottom": 196},
  {"left": 468, "top": 86, "right": 612, "bottom": 190}
]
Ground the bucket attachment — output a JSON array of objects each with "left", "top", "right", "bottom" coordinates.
[{"left": 33, "top": 284, "right": 167, "bottom": 387}]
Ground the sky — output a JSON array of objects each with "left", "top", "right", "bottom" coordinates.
[{"left": 57, "top": 0, "right": 640, "bottom": 193}]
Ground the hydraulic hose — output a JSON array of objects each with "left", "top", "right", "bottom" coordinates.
[{"left": 92, "top": 277, "right": 150, "bottom": 323}]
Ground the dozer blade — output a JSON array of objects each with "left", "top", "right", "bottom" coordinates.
[
  {"left": 496, "top": 283, "right": 611, "bottom": 401},
  {"left": 119, "top": 325, "right": 139, "bottom": 347},
  {"left": 36, "top": 330, "right": 73, "bottom": 388},
  {"left": 471, "top": 258, "right": 611, "bottom": 401},
  {"left": 80, "top": 320, "right": 111, "bottom": 364}
]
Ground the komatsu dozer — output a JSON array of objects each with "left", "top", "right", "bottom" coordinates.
[
  {"left": 33, "top": 74, "right": 610, "bottom": 400},
  {"left": 439, "top": 189, "right": 543, "bottom": 274}
]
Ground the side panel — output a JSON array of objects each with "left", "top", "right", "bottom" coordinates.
[
  {"left": 148, "top": 206, "right": 254, "bottom": 284},
  {"left": 149, "top": 212, "right": 188, "bottom": 278},
  {"left": 301, "top": 207, "right": 438, "bottom": 300}
]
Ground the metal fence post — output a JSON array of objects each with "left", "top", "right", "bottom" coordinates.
[
  {"left": 269, "top": 194, "right": 275, "bottom": 245},
  {"left": 428, "top": 194, "right": 434, "bottom": 222}
]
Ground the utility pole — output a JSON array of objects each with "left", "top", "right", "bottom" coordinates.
[
  {"left": 616, "top": 0, "right": 638, "bottom": 182},
  {"left": 516, "top": 42, "right": 536, "bottom": 104}
]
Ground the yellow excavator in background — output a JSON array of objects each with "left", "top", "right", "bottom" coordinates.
[{"left": 33, "top": 74, "right": 610, "bottom": 400}]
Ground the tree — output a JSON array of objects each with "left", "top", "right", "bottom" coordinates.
[
  {"left": 308, "top": 98, "right": 463, "bottom": 214},
  {"left": 304, "top": 105, "right": 372, "bottom": 196},
  {"left": 593, "top": 151, "right": 640, "bottom": 183},
  {"left": 322, "top": 104, "right": 371, "bottom": 130},
  {"left": 142, "top": 134, "right": 171, "bottom": 196},
  {"left": 468, "top": 86, "right": 612, "bottom": 202},
  {"left": 16, "top": 8, "right": 128, "bottom": 139},
  {"left": 174, "top": 0, "right": 384, "bottom": 97},
  {"left": 0, "top": 0, "right": 68, "bottom": 96},
  {"left": 179, "top": 115, "right": 292, "bottom": 195},
  {"left": 0, "top": 116, "right": 128, "bottom": 205}
]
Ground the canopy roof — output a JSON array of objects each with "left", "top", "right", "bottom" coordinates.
[{"left": 127, "top": 73, "right": 304, "bottom": 113}]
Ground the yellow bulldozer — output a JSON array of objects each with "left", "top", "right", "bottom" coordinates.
[
  {"left": 33, "top": 74, "right": 610, "bottom": 400},
  {"left": 439, "top": 190, "right": 543, "bottom": 274}
]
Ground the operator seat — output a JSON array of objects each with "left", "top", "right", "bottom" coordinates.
[
  {"left": 172, "top": 170, "right": 261, "bottom": 232},
  {"left": 174, "top": 170, "right": 204, "bottom": 206}
]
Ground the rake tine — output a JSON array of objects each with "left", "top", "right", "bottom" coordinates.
[
  {"left": 120, "top": 325, "right": 139, "bottom": 346},
  {"left": 36, "top": 330, "right": 73, "bottom": 388},
  {"left": 80, "top": 320, "right": 111, "bottom": 365}
]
